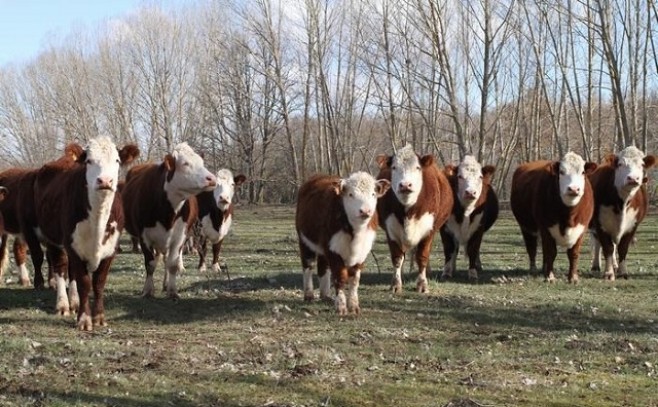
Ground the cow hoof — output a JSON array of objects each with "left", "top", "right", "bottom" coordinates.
[
  {"left": 303, "top": 292, "right": 315, "bottom": 302},
  {"left": 20, "top": 277, "right": 31, "bottom": 287},
  {"left": 77, "top": 315, "right": 93, "bottom": 331},
  {"left": 568, "top": 276, "right": 579, "bottom": 284},
  {"left": 416, "top": 281, "right": 428, "bottom": 293},
  {"left": 439, "top": 273, "right": 450, "bottom": 282},
  {"left": 320, "top": 295, "right": 333, "bottom": 304},
  {"left": 544, "top": 274, "right": 556, "bottom": 283},
  {"left": 349, "top": 305, "right": 361, "bottom": 315},
  {"left": 619, "top": 273, "right": 628, "bottom": 280},
  {"left": 604, "top": 273, "right": 616, "bottom": 281},
  {"left": 198, "top": 264, "right": 207, "bottom": 273},
  {"left": 337, "top": 306, "right": 348, "bottom": 316},
  {"left": 93, "top": 314, "right": 106, "bottom": 327},
  {"left": 57, "top": 308, "right": 71, "bottom": 317},
  {"left": 168, "top": 292, "right": 180, "bottom": 301},
  {"left": 212, "top": 263, "right": 222, "bottom": 273}
]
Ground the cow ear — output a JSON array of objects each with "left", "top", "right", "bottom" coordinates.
[
  {"left": 234, "top": 174, "right": 247, "bottom": 185},
  {"left": 420, "top": 154, "right": 435, "bottom": 167},
  {"left": 444, "top": 164, "right": 456, "bottom": 177},
  {"left": 119, "top": 144, "right": 140, "bottom": 166},
  {"left": 584, "top": 162, "right": 598, "bottom": 174},
  {"left": 482, "top": 165, "right": 496, "bottom": 180},
  {"left": 65, "top": 143, "right": 84, "bottom": 161},
  {"left": 549, "top": 161, "right": 560, "bottom": 175},
  {"left": 163, "top": 154, "right": 176, "bottom": 171},
  {"left": 605, "top": 153, "right": 617, "bottom": 166},
  {"left": 331, "top": 179, "right": 344, "bottom": 196},
  {"left": 76, "top": 150, "right": 88, "bottom": 164},
  {"left": 0, "top": 186, "right": 8, "bottom": 201},
  {"left": 375, "top": 179, "right": 391, "bottom": 198},
  {"left": 644, "top": 155, "right": 656, "bottom": 169},
  {"left": 376, "top": 154, "right": 391, "bottom": 169}
]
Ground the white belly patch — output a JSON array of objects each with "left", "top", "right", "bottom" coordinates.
[
  {"left": 201, "top": 214, "right": 232, "bottom": 244},
  {"left": 385, "top": 212, "right": 435, "bottom": 249},
  {"left": 329, "top": 227, "right": 376, "bottom": 267},
  {"left": 445, "top": 213, "right": 483, "bottom": 246},
  {"left": 599, "top": 205, "right": 639, "bottom": 244},
  {"left": 548, "top": 223, "right": 586, "bottom": 248},
  {"left": 142, "top": 218, "right": 188, "bottom": 254},
  {"left": 71, "top": 219, "right": 120, "bottom": 272}
]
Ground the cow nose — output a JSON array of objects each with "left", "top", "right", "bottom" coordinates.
[
  {"left": 567, "top": 186, "right": 580, "bottom": 195},
  {"left": 627, "top": 175, "right": 640, "bottom": 186},
  {"left": 399, "top": 182, "right": 412, "bottom": 192},
  {"left": 464, "top": 190, "right": 477, "bottom": 199},
  {"left": 96, "top": 177, "right": 113, "bottom": 189},
  {"left": 207, "top": 175, "right": 217, "bottom": 187},
  {"left": 359, "top": 208, "right": 372, "bottom": 218}
]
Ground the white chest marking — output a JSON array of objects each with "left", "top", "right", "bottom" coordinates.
[
  {"left": 201, "top": 214, "right": 232, "bottom": 244},
  {"left": 446, "top": 213, "right": 483, "bottom": 246},
  {"left": 300, "top": 233, "right": 324, "bottom": 256},
  {"left": 142, "top": 218, "right": 188, "bottom": 255},
  {"left": 599, "top": 205, "right": 639, "bottom": 244},
  {"left": 329, "top": 227, "right": 376, "bottom": 267},
  {"left": 385, "top": 212, "right": 435, "bottom": 249},
  {"left": 548, "top": 223, "right": 585, "bottom": 248},
  {"left": 71, "top": 195, "right": 119, "bottom": 272}
]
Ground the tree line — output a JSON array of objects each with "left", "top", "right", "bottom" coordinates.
[{"left": 0, "top": 0, "right": 657, "bottom": 203}]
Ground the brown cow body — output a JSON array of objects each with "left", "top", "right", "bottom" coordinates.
[
  {"left": 588, "top": 146, "right": 656, "bottom": 280},
  {"left": 376, "top": 145, "right": 453, "bottom": 293},
  {"left": 0, "top": 144, "right": 83, "bottom": 288},
  {"left": 510, "top": 152, "right": 596, "bottom": 283},
  {"left": 34, "top": 137, "right": 139, "bottom": 330},
  {"left": 122, "top": 143, "right": 216, "bottom": 299},
  {"left": 296, "top": 172, "right": 389, "bottom": 315},
  {"left": 440, "top": 156, "right": 499, "bottom": 281}
]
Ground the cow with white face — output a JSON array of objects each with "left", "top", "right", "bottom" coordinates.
[
  {"left": 376, "top": 145, "right": 454, "bottom": 293},
  {"left": 193, "top": 168, "right": 246, "bottom": 272},
  {"left": 511, "top": 152, "right": 597, "bottom": 283},
  {"left": 122, "top": 142, "right": 217, "bottom": 299},
  {"left": 440, "top": 155, "right": 499, "bottom": 281},
  {"left": 35, "top": 136, "right": 140, "bottom": 329},
  {"left": 589, "top": 146, "right": 656, "bottom": 280},
  {"left": 296, "top": 172, "right": 390, "bottom": 315}
]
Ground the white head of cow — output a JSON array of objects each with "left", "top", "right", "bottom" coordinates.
[
  {"left": 164, "top": 143, "right": 217, "bottom": 201},
  {"left": 610, "top": 146, "right": 657, "bottom": 200},
  {"left": 554, "top": 151, "right": 594, "bottom": 207},
  {"left": 81, "top": 136, "right": 139, "bottom": 194},
  {"left": 380, "top": 144, "right": 429, "bottom": 208},
  {"left": 454, "top": 155, "right": 496, "bottom": 207},
  {"left": 334, "top": 172, "right": 390, "bottom": 228},
  {"left": 213, "top": 169, "right": 246, "bottom": 211}
]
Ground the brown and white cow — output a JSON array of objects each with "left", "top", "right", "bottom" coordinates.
[
  {"left": 122, "top": 142, "right": 217, "bottom": 299},
  {"left": 34, "top": 136, "right": 139, "bottom": 330},
  {"left": 296, "top": 172, "right": 390, "bottom": 315},
  {"left": 510, "top": 152, "right": 597, "bottom": 283},
  {"left": 376, "top": 145, "right": 454, "bottom": 293},
  {"left": 0, "top": 144, "right": 84, "bottom": 288},
  {"left": 440, "top": 155, "right": 499, "bottom": 281},
  {"left": 193, "top": 169, "right": 246, "bottom": 272},
  {"left": 588, "top": 146, "right": 656, "bottom": 280}
]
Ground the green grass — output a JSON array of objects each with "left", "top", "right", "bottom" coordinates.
[{"left": 1, "top": 206, "right": 657, "bottom": 407}]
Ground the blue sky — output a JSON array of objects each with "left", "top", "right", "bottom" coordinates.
[{"left": 0, "top": 0, "right": 185, "bottom": 67}]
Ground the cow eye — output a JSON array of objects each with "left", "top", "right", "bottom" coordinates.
[
  {"left": 391, "top": 165, "right": 397, "bottom": 170},
  {"left": 348, "top": 192, "right": 353, "bottom": 197},
  {"left": 416, "top": 166, "right": 421, "bottom": 171},
  {"left": 86, "top": 159, "right": 92, "bottom": 165}
]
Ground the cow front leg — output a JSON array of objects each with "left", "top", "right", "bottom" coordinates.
[
  {"left": 466, "top": 232, "right": 485, "bottom": 282},
  {"left": 599, "top": 234, "right": 616, "bottom": 281},
  {"left": 540, "top": 232, "right": 557, "bottom": 283},
  {"left": 329, "top": 255, "right": 348, "bottom": 315},
  {"left": 12, "top": 238, "right": 31, "bottom": 287},
  {"left": 415, "top": 236, "right": 433, "bottom": 293},
  {"left": 91, "top": 257, "right": 113, "bottom": 327},
  {"left": 197, "top": 237, "right": 208, "bottom": 272},
  {"left": 346, "top": 266, "right": 362, "bottom": 314},
  {"left": 210, "top": 241, "right": 224, "bottom": 273},
  {"left": 48, "top": 247, "right": 71, "bottom": 315},
  {"left": 141, "top": 242, "right": 157, "bottom": 298},
  {"left": 387, "top": 239, "right": 405, "bottom": 293},
  {"left": 616, "top": 233, "right": 635, "bottom": 279},
  {"left": 439, "top": 229, "right": 458, "bottom": 281},
  {"left": 68, "top": 254, "right": 92, "bottom": 331},
  {"left": 589, "top": 231, "right": 601, "bottom": 273},
  {"left": 566, "top": 237, "right": 584, "bottom": 284}
]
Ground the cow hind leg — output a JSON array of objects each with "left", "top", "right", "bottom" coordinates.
[
  {"left": 13, "top": 238, "right": 32, "bottom": 287},
  {"left": 300, "top": 242, "right": 316, "bottom": 301},
  {"left": 141, "top": 243, "right": 157, "bottom": 298},
  {"left": 0, "top": 234, "right": 8, "bottom": 283},
  {"left": 466, "top": 234, "right": 484, "bottom": 282},
  {"left": 589, "top": 232, "right": 601, "bottom": 273},
  {"left": 520, "top": 229, "right": 538, "bottom": 274}
]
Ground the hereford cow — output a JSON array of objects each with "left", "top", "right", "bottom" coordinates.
[
  {"left": 193, "top": 169, "right": 246, "bottom": 273},
  {"left": 588, "top": 146, "right": 656, "bottom": 280},
  {"left": 510, "top": 152, "right": 597, "bottom": 283},
  {"left": 0, "top": 144, "right": 84, "bottom": 288},
  {"left": 440, "top": 155, "right": 499, "bottom": 281},
  {"left": 376, "top": 145, "right": 454, "bottom": 293},
  {"left": 122, "top": 143, "right": 217, "bottom": 299},
  {"left": 34, "top": 136, "right": 139, "bottom": 330},
  {"left": 296, "top": 172, "right": 390, "bottom": 315}
]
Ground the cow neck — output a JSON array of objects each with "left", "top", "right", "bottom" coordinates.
[
  {"left": 334, "top": 200, "right": 356, "bottom": 237},
  {"left": 76, "top": 166, "right": 116, "bottom": 246}
]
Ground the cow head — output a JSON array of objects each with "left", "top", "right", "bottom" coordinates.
[
  {"left": 377, "top": 144, "right": 432, "bottom": 208},
  {"left": 77, "top": 136, "right": 140, "bottom": 194},
  {"left": 455, "top": 155, "right": 495, "bottom": 207},
  {"left": 213, "top": 169, "right": 246, "bottom": 211},
  {"left": 332, "top": 172, "right": 390, "bottom": 228},
  {"left": 163, "top": 143, "right": 217, "bottom": 199},
  {"left": 606, "top": 146, "right": 656, "bottom": 200},
  {"left": 551, "top": 151, "right": 596, "bottom": 207}
]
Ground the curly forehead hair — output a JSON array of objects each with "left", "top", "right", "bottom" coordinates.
[
  {"left": 560, "top": 151, "right": 585, "bottom": 172},
  {"left": 460, "top": 155, "right": 482, "bottom": 173},
  {"left": 394, "top": 144, "right": 418, "bottom": 164},
  {"left": 343, "top": 171, "right": 376, "bottom": 194},
  {"left": 216, "top": 168, "right": 234, "bottom": 182},
  {"left": 618, "top": 146, "right": 645, "bottom": 163},
  {"left": 87, "top": 136, "right": 116, "bottom": 156}
]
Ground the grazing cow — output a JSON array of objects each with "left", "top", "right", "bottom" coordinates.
[
  {"left": 588, "top": 146, "right": 656, "bottom": 280},
  {"left": 34, "top": 136, "right": 139, "bottom": 330},
  {"left": 193, "top": 169, "right": 246, "bottom": 273},
  {"left": 0, "top": 144, "right": 84, "bottom": 288},
  {"left": 376, "top": 145, "right": 454, "bottom": 293},
  {"left": 122, "top": 143, "right": 217, "bottom": 299},
  {"left": 440, "top": 155, "right": 499, "bottom": 281},
  {"left": 296, "top": 172, "right": 390, "bottom": 315},
  {"left": 510, "top": 152, "right": 597, "bottom": 283}
]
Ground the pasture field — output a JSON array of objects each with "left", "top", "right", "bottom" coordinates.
[{"left": 1, "top": 206, "right": 658, "bottom": 407}]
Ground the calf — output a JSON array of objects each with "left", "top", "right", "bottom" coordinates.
[
  {"left": 589, "top": 146, "right": 656, "bottom": 280},
  {"left": 376, "top": 145, "right": 454, "bottom": 293},
  {"left": 0, "top": 144, "right": 84, "bottom": 288},
  {"left": 194, "top": 169, "right": 246, "bottom": 272},
  {"left": 296, "top": 172, "right": 390, "bottom": 315},
  {"left": 510, "top": 152, "right": 596, "bottom": 283},
  {"left": 122, "top": 143, "right": 217, "bottom": 299},
  {"left": 440, "top": 155, "right": 499, "bottom": 281},
  {"left": 34, "top": 136, "right": 139, "bottom": 330}
]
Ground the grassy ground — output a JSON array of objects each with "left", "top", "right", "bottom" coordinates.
[{"left": 1, "top": 206, "right": 657, "bottom": 407}]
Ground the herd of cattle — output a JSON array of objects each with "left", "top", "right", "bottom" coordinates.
[{"left": 0, "top": 137, "right": 655, "bottom": 327}]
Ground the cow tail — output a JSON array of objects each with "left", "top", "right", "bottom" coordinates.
[{"left": 0, "top": 234, "right": 8, "bottom": 280}]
